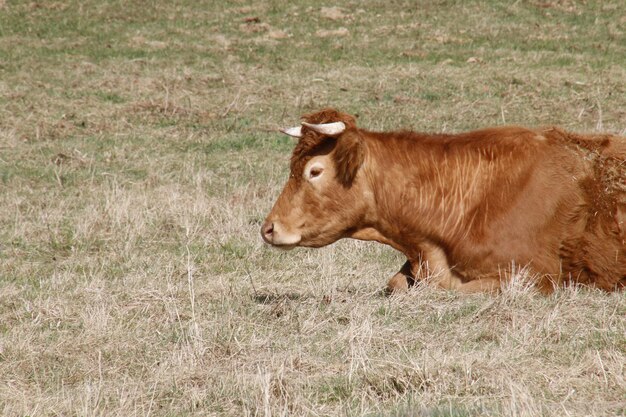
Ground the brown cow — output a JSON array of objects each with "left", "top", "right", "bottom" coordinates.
[{"left": 261, "top": 108, "right": 625, "bottom": 294}]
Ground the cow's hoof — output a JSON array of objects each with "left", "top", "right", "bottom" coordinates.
[{"left": 386, "top": 272, "right": 411, "bottom": 294}]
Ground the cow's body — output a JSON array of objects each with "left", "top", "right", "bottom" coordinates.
[{"left": 262, "top": 109, "right": 625, "bottom": 293}]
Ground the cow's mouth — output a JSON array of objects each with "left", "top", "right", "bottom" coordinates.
[{"left": 273, "top": 243, "right": 297, "bottom": 251}]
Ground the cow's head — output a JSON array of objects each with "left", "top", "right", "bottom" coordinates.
[{"left": 261, "top": 109, "right": 371, "bottom": 249}]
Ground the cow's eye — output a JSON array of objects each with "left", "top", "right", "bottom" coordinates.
[
  {"left": 310, "top": 167, "right": 323, "bottom": 178},
  {"left": 306, "top": 164, "right": 324, "bottom": 181}
]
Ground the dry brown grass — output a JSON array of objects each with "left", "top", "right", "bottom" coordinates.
[{"left": 0, "top": 1, "right": 625, "bottom": 416}]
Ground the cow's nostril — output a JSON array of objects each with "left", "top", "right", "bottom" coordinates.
[{"left": 261, "top": 222, "right": 274, "bottom": 242}]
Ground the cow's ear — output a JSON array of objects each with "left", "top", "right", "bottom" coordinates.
[{"left": 334, "top": 131, "right": 364, "bottom": 187}]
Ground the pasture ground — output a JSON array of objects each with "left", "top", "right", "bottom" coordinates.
[{"left": 0, "top": 1, "right": 625, "bottom": 416}]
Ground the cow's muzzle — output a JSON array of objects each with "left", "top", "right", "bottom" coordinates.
[{"left": 261, "top": 220, "right": 301, "bottom": 249}]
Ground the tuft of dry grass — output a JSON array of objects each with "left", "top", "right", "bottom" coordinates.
[{"left": 0, "top": 1, "right": 625, "bottom": 416}]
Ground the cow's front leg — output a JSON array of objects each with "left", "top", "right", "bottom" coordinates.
[
  {"left": 386, "top": 260, "right": 416, "bottom": 293},
  {"left": 456, "top": 278, "right": 501, "bottom": 294},
  {"left": 386, "top": 241, "right": 456, "bottom": 293},
  {"left": 419, "top": 241, "right": 465, "bottom": 290},
  {"left": 387, "top": 242, "right": 463, "bottom": 293}
]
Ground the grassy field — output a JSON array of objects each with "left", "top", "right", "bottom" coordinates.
[{"left": 0, "top": 0, "right": 625, "bottom": 416}]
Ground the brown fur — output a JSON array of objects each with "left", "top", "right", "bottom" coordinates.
[{"left": 263, "top": 108, "right": 625, "bottom": 293}]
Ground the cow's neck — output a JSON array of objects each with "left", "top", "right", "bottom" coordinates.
[{"left": 356, "top": 130, "right": 519, "bottom": 258}]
